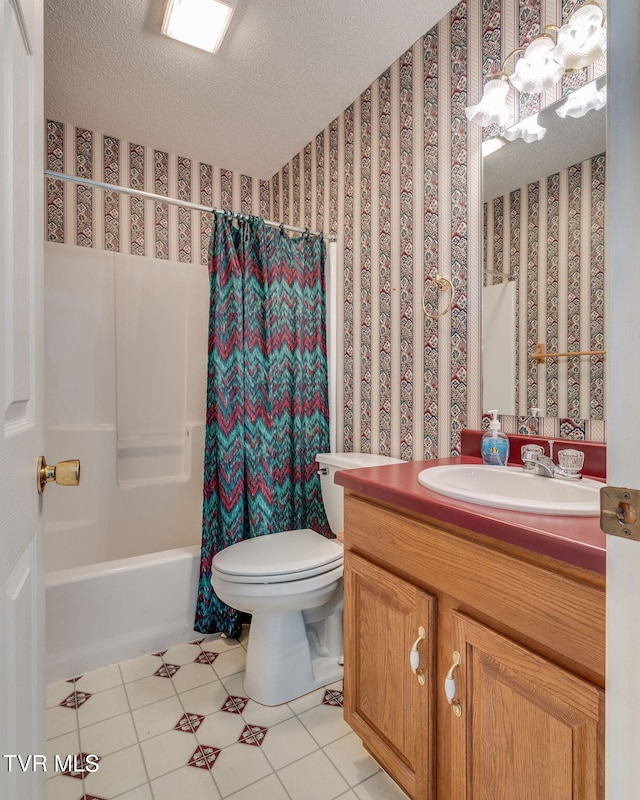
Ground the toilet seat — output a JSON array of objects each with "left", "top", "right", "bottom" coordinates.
[{"left": 212, "top": 528, "right": 343, "bottom": 584}]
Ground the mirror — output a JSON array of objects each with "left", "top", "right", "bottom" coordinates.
[{"left": 482, "top": 76, "right": 606, "bottom": 421}]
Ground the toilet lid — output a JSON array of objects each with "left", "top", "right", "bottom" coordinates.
[{"left": 212, "top": 529, "right": 343, "bottom": 581}]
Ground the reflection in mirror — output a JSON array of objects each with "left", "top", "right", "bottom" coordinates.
[{"left": 482, "top": 77, "right": 606, "bottom": 423}]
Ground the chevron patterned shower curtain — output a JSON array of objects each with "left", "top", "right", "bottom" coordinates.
[{"left": 194, "top": 213, "right": 331, "bottom": 637}]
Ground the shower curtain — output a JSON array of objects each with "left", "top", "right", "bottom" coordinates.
[{"left": 194, "top": 212, "right": 331, "bottom": 638}]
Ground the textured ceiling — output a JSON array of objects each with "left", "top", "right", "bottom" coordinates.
[{"left": 44, "top": 0, "right": 457, "bottom": 180}]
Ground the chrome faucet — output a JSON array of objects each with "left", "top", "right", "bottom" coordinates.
[{"left": 521, "top": 444, "right": 585, "bottom": 481}]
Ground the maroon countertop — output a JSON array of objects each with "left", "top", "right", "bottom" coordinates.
[{"left": 335, "top": 455, "right": 606, "bottom": 575}]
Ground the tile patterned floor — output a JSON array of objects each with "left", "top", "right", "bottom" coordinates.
[{"left": 46, "top": 629, "right": 409, "bottom": 800}]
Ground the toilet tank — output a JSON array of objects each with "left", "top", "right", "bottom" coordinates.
[{"left": 315, "top": 452, "right": 404, "bottom": 535}]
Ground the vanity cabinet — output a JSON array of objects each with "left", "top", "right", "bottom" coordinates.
[
  {"left": 449, "top": 612, "right": 603, "bottom": 800},
  {"left": 342, "top": 493, "right": 605, "bottom": 800},
  {"left": 344, "top": 552, "right": 436, "bottom": 799}
]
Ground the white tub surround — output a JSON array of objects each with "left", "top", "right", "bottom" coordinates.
[{"left": 43, "top": 243, "right": 209, "bottom": 680}]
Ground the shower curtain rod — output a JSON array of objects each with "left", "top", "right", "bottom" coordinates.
[{"left": 44, "top": 170, "right": 332, "bottom": 240}]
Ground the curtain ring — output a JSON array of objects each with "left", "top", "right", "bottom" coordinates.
[
  {"left": 279, "top": 222, "right": 286, "bottom": 235},
  {"left": 304, "top": 227, "right": 310, "bottom": 239},
  {"left": 423, "top": 274, "right": 454, "bottom": 319}
]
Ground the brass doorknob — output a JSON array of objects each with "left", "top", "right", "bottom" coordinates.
[{"left": 37, "top": 456, "right": 80, "bottom": 494}]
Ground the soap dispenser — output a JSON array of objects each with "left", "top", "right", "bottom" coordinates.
[{"left": 481, "top": 410, "right": 510, "bottom": 466}]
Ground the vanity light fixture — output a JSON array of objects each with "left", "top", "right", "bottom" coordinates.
[
  {"left": 466, "top": 0, "right": 606, "bottom": 131},
  {"left": 161, "top": 0, "right": 234, "bottom": 53},
  {"left": 555, "top": 80, "right": 606, "bottom": 119},
  {"left": 509, "top": 35, "right": 565, "bottom": 94},
  {"left": 502, "top": 113, "right": 546, "bottom": 144},
  {"left": 549, "top": 4, "right": 607, "bottom": 70},
  {"left": 466, "top": 77, "right": 513, "bottom": 128}
]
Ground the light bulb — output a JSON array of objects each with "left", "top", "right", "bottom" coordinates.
[
  {"left": 509, "top": 37, "right": 565, "bottom": 94},
  {"left": 550, "top": 5, "right": 606, "bottom": 70},
  {"left": 556, "top": 82, "right": 606, "bottom": 119},
  {"left": 465, "top": 79, "right": 512, "bottom": 127},
  {"left": 502, "top": 114, "right": 546, "bottom": 143}
]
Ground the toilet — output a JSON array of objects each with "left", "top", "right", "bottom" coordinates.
[{"left": 211, "top": 451, "right": 404, "bottom": 705}]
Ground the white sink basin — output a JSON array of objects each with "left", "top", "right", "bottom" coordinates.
[{"left": 417, "top": 464, "right": 602, "bottom": 516}]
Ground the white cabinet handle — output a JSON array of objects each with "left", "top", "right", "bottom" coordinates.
[
  {"left": 444, "top": 651, "right": 462, "bottom": 716},
  {"left": 409, "top": 626, "right": 426, "bottom": 685}
]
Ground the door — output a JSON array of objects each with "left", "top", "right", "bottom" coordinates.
[
  {"left": 605, "top": 4, "right": 640, "bottom": 799},
  {"left": 448, "top": 611, "right": 604, "bottom": 800},
  {"left": 0, "top": 0, "right": 45, "bottom": 798},
  {"left": 344, "top": 550, "right": 436, "bottom": 800}
]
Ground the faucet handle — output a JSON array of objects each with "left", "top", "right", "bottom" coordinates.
[
  {"left": 557, "top": 448, "right": 584, "bottom": 475},
  {"left": 521, "top": 444, "right": 544, "bottom": 462}
]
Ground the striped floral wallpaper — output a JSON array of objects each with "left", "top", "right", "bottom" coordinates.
[
  {"left": 45, "top": 0, "right": 607, "bottom": 460},
  {"left": 46, "top": 122, "right": 271, "bottom": 265},
  {"left": 268, "top": 3, "right": 483, "bottom": 460},
  {"left": 268, "top": 0, "right": 605, "bottom": 453}
]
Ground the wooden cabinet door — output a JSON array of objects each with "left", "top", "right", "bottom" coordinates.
[
  {"left": 448, "top": 611, "right": 604, "bottom": 800},
  {"left": 344, "top": 550, "right": 436, "bottom": 799}
]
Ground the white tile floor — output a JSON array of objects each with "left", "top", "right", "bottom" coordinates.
[{"left": 45, "top": 629, "right": 409, "bottom": 800}]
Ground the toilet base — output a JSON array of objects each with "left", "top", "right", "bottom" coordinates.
[{"left": 243, "top": 607, "right": 343, "bottom": 706}]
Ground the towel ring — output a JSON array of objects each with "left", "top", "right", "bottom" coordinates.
[{"left": 423, "top": 274, "right": 454, "bottom": 319}]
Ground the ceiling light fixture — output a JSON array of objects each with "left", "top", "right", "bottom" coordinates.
[
  {"left": 161, "top": 0, "right": 234, "bottom": 54},
  {"left": 466, "top": 0, "right": 606, "bottom": 131}
]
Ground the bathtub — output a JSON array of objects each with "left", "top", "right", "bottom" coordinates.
[
  {"left": 46, "top": 545, "right": 200, "bottom": 683},
  {"left": 43, "top": 422, "right": 206, "bottom": 684},
  {"left": 46, "top": 546, "right": 202, "bottom": 683}
]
